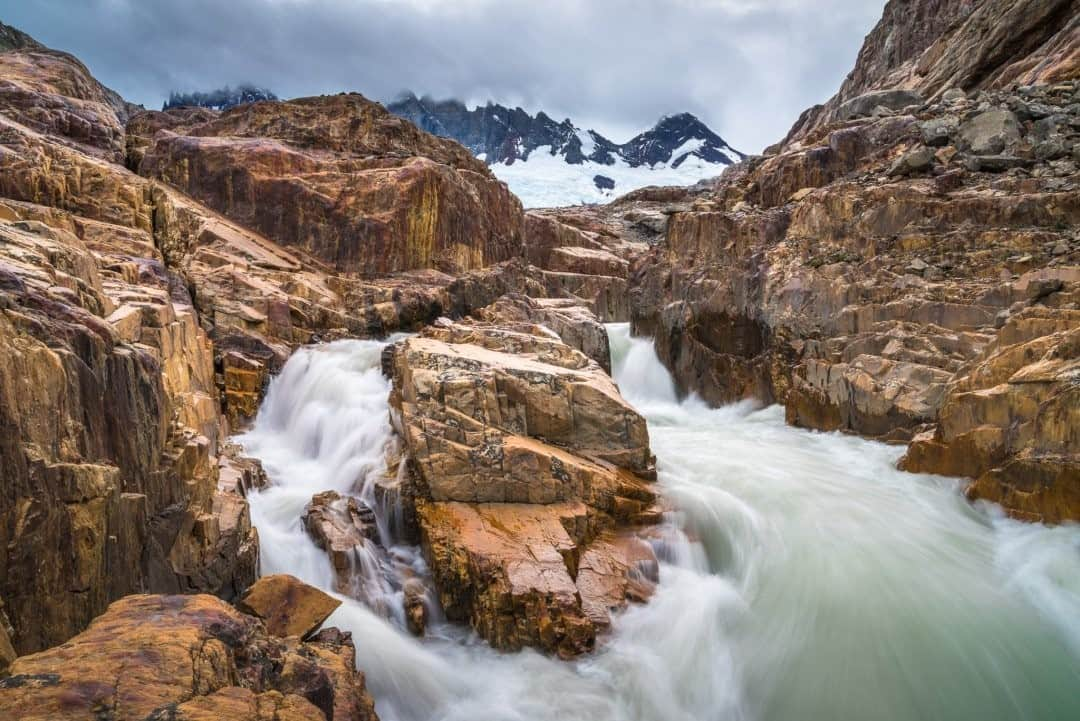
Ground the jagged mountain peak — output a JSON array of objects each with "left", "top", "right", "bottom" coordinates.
[
  {"left": 386, "top": 92, "right": 743, "bottom": 206},
  {"left": 624, "top": 111, "right": 740, "bottom": 169}
]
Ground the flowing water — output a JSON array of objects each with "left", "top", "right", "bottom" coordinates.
[{"left": 240, "top": 326, "right": 1080, "bottom": 721}]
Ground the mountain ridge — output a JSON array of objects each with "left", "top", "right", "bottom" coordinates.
[
  {"left": 388, "top": 91, "right": 743, "bottom": 168},
  {"left": 388, "top": 92, "right": 743, "bottom": 206}
]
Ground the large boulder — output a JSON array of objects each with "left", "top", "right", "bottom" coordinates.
[
  {"left": 238, "top": 574, "right": 342, "bottom": 639},
  {"left": 302, "top": 491, "right": 378, "bottom": 594},
  {"left": 385, "top": 318, "right": 658, "bottom": 655},
  {"left": 0, "top": 209, "right": 258, "bottom": 654}
]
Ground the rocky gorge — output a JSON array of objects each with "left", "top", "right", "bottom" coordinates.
[{"left": 0, "top": 0, "right": 1078, "bottom": 719}]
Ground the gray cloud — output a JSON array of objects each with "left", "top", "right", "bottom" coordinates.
[{"left": 1, "top": 0, "right": 885, "bottom": 152}]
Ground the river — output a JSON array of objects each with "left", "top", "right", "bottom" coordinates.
[{"left": 239, "top": 325, "right": 1080, "bottom": 721}]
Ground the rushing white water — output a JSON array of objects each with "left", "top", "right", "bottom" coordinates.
[{"left": 240, "top": 327, "right": 1080, "bottom": 721}]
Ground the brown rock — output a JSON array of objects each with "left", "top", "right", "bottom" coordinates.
[
  {"left": 418, "top": 501, "right": 597, "bottom": 657},
  {"left": 386, "top": 318, "right": 658, "bottom": 655},
  {"left": 901, "top": 310, "right": 1080, "bottom": 522},
  {"left": 165, "top": 688, "right": 326, "bottom": 721},
  {"left": 131, "top": 95, "right": 526, "bottom": 276},
  {"left": 238, "top": 575, "right": 342, "bottom": 639},
  {"left": 303, "top": 491, "right": 378, "bottom": 593},
  {"left": 402, "top": 578, "right": 428, "bottom": 637},
  {"left": 0, "top": 594, "right": 378, "bottom": 721},
  {"left": 0, "top": 46, "right": 128, "bottom": 161},
  {"left": 473, "top": 294, "right": 613, "bottom": 371},
  {"left": 780, "top": 0, "right": 1078, "bottom": 146},
  {"left": 0, "top": 210, "right": 258, "bottom": 654}
]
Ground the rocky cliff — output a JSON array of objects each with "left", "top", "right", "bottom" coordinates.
[
  {"left": 0, "top": 17, "right": 647, "bottom": 672},
  {"left": 624, "top": 0, "right": 1080, "bottom": 522}
]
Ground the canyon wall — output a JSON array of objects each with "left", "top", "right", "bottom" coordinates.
[
  {"left": 0, "top": 18, "right": 642, "bottom": 664},
  {"left": 627, "top": 0, "right": 1080, "bottom": 522}
]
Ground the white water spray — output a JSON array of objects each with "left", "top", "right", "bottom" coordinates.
[{"left": 240, "top": 327, "right": 1080, "bottom": 721}]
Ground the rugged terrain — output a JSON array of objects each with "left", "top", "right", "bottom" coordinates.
[
  {"left": 623, "top": 0, "right": 1079, "bottom": 522},
  {"left": 383, "top": 314, "right": 660, "bottom": 656},
  {"left": 1, "top": 0, "right": 1078, "bottom": 716},
  {"left": 0, "top": 16, "right": 657, "bottom": 713}
]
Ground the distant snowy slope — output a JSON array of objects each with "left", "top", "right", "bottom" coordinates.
[
  {"left": 387, "top": 93, "right": 743, "bottom": 207},
  {"left": 490, "top": 145, "right": 729, "bottom": 207}
]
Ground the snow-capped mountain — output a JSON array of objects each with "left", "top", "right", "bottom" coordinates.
[
  {"left": 387, "top": 93, "right": 743, "bottom": 207},
  {"left": 164, "top": 85, "right": 278, "bottom": 111}
]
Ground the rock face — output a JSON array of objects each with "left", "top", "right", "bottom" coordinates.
[
  {"left": 781, "top": 0, "right": 1079, "bottom": 146},
  {"left": 0, "top": 202, "right": 259, "bottom": 654},
  {"left": 901, "top": 307, "right": 1080, "bottom": 523},
  {"left": 0, "top": 22, "right": 607, "bottom": 660},
  {"left": 523, "top": 208, "right": 653, "bottom": 322},
  {"left": 384, "top": 315, "right": 659, "bottom": 656},
  {"left": 0, "top": 593, "right": 379, "bottom": 721},
  {"left": 473, "top": 294, "right": 614, "bottom": 371},
  {"left": 624, "top": 0, "right": 1080, "bottom": 521},
  {"left": 0, "top": 38, "right": 130, "bottom": 161},
  {"left": 130, "top": 94, "right": 526, "bottom": 276}
]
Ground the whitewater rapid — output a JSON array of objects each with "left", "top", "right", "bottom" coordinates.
[{"left": 240, "top": 326, "right": 1080, "bottom": 721}]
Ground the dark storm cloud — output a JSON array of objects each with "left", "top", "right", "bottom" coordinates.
[{"left": 1, "top": 0, "right": 885, "bottom": 152}]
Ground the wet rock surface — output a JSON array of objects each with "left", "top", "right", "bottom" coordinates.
[
  {"left": 385, "top": 316, "right": 659, "bottom": 656},
  {"left": 620, "top": 4, "right": 1080, "bottom": 521},
  {"left": 302, "top": 491, "right": 379, "bottom": 593},
  {"left": 0, "top": 592, "right": 379, "bottom": 721}
]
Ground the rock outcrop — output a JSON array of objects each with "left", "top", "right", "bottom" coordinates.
[
  {"left": 781, "top": 0, "right": 1079, "bottom": 147},
  {"left": 384, "top": 314, "right": 660, "bottom": 656},
  {"left": 0, "top": 201, "right": 259, "bottom": 654},
  {"left": 901, "top": 307, "right": 1080, "bottom": 523},
  {"left": 623, "top": 0, "right": 1080, "bottom": 520},
  {"left": 0, "top": 34, "right": 130, "bottom": 162},
  {"left": 0, "top": 21, "right": 613, "bottom": 661},
  {"left": 0, "top": 592, "right": 379, "bottom": 721},
  {"left": 129, "top": 95, "right": 525, "bottom": 276}
]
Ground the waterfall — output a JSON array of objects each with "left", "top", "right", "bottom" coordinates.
[{"left": 238, "top": 328, "right": 1080, "bottom": 721}]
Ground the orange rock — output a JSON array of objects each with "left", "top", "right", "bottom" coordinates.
[
  {"left": 901, "top": 311, "right": 1080, "bottom": 522},
  {"left": 387, "top": 318, "right": 658, "bottom": 655},
  {"left": 0, "top": 594, "right": 378, "bottom": 721},
  {"left": 238, "top": 574, "right": 342, "bottom": 639},
  {"left": 131, "top": 95, "right": 526, "bottom": 276}
]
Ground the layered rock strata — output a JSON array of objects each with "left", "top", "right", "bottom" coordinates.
[
  {"left": 625, "top": 0, "right": 1080, "bottom": 521},
  {"left": 0, "top": 205, "right": 259, "bottom": 654},
  {"left": 384, "top": 314, "right": 660, "bottom": 656},
  {"left": 128, "top": 96, "right": 526, "bottom": 276},
  {"left": 0, "top": 22, "right": 617, "bottom": 659}
]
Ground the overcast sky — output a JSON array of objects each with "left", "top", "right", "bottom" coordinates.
[{"left": 1, "top": 0, "right": 886, "bottom": 153}]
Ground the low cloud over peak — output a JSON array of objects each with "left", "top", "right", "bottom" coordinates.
[{"left": 4, "top": 0, "right": 885, "bottom": 152}]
